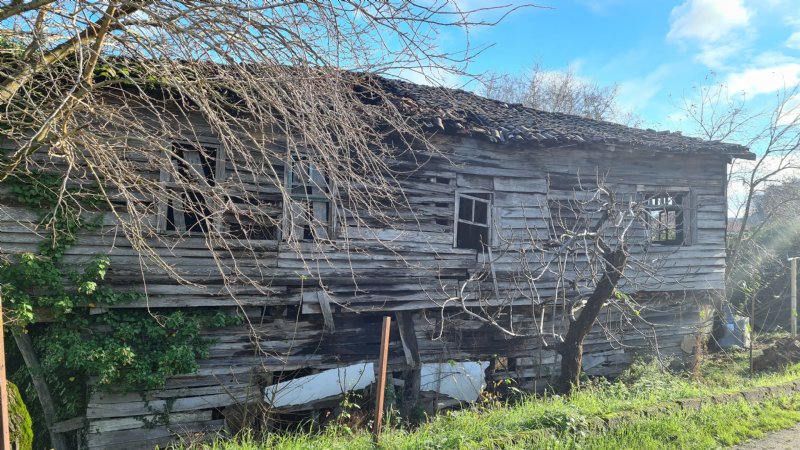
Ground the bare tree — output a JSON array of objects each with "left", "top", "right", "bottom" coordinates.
[
  {"left": 0, "top": 1, "right": 532, "bottom": 443},
  {"left": 440, "top": 176, "right": 681, "bottom": 390},
  {"left": 480, "top": 62, "right": 638, "bottom": 125},
  {"left": 726, "top": 177, "right": 800, "bottom": 332},
  {"left": 676, "top": 77, "right": 800, "bottom": 285},
  {"left": 0, "top": 2, "right": 533, "bottom": 309},
  {"left": 672, "top": 77, "right": 800, "bottom": 373}
]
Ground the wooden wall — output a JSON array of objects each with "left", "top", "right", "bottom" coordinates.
[{"left": 0, "top": 132, "right": 729, "bottom": 448}]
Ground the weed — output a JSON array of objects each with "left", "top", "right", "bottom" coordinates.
[{"left": 181, "top": 356, "right": 800, "bottom": 450}]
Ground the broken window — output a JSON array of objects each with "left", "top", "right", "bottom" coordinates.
[
  {"left": 644, "top": 191, "right": 686, "bottom": 245},
  {"left": 226, "top": 194, "right": 282, "bottom": 241},
  {"left": 455, "top": 192, "right": 492, "bottom": 251},
  {"left": 158, "top": 142, "right": 223, "bottom": 234},
  {"left": 283, "top": 156, "right": 333, "bottom": 241}
]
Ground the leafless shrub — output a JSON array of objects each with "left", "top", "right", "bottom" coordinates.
[{"left": 480, "top": 62, "right": 639, "bottom": 125}]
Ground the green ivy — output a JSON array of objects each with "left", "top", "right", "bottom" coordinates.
[{"left": 1, "top": 169, "right": 241, "bottom": 425}]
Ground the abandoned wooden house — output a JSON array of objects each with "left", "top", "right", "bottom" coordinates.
[{"left": 0, "top": 74, "right": 754, "bottom": 448}]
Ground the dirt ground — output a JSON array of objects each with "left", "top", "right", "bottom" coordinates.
[{"left": 732, "top": 422, "right": 800, "bottom": 449}]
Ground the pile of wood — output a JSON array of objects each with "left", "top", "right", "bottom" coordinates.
[{"left": 753, "top": 336, "right": 800, "bottom": 371}]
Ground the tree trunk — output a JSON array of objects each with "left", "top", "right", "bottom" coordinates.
[
  {"left": 559, "top": 339, "right": 584, "bottom": 392},
  {"left": 13, "top": 332, "right": 69, "bottom": 450},
  {"left": 558, "top": 247, "right": 628, "bottom": 392}
]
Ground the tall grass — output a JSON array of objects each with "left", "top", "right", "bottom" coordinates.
[{"left": 185, "top": 357, "right": 800, "bottom": 450}]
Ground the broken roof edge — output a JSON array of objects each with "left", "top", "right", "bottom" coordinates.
[
  {"left": 370, "top": 75, "right": 755, "bottom": 160},
  {"left": 70, "top": 58, "right": 754, "bottom": 160}
]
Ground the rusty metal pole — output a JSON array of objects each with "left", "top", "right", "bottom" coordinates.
[
  {"left": 372, "top": 316, "right": 391, "bottom": 440},
  {"left": 0, "top": 291, "right": 12, "bottom": 450}
]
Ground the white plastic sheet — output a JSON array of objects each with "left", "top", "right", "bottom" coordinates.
[
  {"left": 419, "top": 361, "right": 488, "bottom": 402},
  {"left": 264, "top": 362, "right": 375, "bottom": 408}
]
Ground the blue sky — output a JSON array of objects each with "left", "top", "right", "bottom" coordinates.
[{"left": 434, "top": 0, "right": 800, "bottom": 133}]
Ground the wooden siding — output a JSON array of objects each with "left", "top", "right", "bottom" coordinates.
[{"left": 0, "top": 132, "right": 729, "bottom": 448}]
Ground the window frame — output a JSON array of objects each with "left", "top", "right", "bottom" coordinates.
[
  {"left": 157, "top": 140, "right": 225, "bottom": 234},
  {"left": 638, "top": 186, "right": 694, "bottom": 247},
  {"left": 282, "top": 154, "right": 335, "bottom": 241},
  {"left": 453, "top": 191, "right": 493, "bottom": 251}
]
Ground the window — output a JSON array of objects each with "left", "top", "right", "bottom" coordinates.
[
  {"left": 644, "top": 192, "right": 686, "bottom": 245},
  {"left": 226, "top": 197, "right": 281, "bottom": 241},
  {"left": 455, "top": 192, "right": 491, "bottom": 250},
  {"left": 283, "top": 156, "right": 333, "bottom": 241},
  {"left": 158, "top": 142, "right": 223, "bottom": 234}
]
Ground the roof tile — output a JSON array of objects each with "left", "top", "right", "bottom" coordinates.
[{"left": 374, "top": 76, "right": 754, "bottom": 159}]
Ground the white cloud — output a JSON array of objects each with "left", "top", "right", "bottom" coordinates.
[
  {"left": 786, "top": 31, "right": 800, "bottom": 49},
  {"left": 753, "top": 51, "right": 797, "bottom": 66},
  {"left": 695, "top": 41, "right": 748, "bottom": 69},
  {"left": 725, "top": 63, "right": 800, "bottom": 95},
  {"left": 617, "top": 65, "right": 675, "bottom": 113},
  {"left": 667, "top": 0, "right": 752, "bottom": 43},
  {"left": 667, "top": 0, "right": 756, "bottom": 69}
]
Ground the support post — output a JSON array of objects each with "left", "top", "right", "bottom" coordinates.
[
  {"left": 373, "top": 316, "right": 391, "bottom": 440},
  {"left": 0, "top": 293, "right": 11, "bottom": 450},
  {"left": 14, "top": 332, "right": 68, "bottom": 450},
  {"left": 791, "top": 257, "right": 797, "bottom": 337}
]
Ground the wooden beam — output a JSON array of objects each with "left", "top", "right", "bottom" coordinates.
[
  {"left": 317, "top": 290, "right": 335, "bottom": 332},
  {"left": 396, "top": 312, "right": 420, "bottom": 367},
  {"left": 51, "top": 416, "right": 86, "bottom": 433},
  {"left": 372, "top": 316, "right": 391, "bottom": 440},
  {"left": 13, "top": 332, "right": 69, "bottom": 450}
]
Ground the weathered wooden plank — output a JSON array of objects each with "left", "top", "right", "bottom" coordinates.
[
  {"left": 494, "top": 177, "right": 548, "bottom": 193},
  {"left": 86, "top": 419, "right": 224, "bottom": 449},
  {"left": 86, "top": 390, "right": 250, "bottom": 419},
  {"left": 88, "top": 411, "right": 212, "bottom": 434}
]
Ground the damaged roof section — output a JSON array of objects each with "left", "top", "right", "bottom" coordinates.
[{"left": 367, "top": 75, "right": 754, "bottom": 160}]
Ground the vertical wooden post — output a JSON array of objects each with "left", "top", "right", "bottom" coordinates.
[
  {"left": 373, "top": 316, "right": 391, "bottom": 440},
  {"left": 0, "top": 292, "right": 11, "bottom": 450},
  {"left": 791, "top": 258, "right": 797, "bottom": 337},
  {"left": 14, "top": 332, "right": 68, "bottom": 449}
]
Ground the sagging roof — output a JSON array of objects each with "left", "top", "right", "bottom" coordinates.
[{"left": 370, "top": 76, "right": 755, "bottom": 160}]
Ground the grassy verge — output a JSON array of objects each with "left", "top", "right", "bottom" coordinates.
[
  {"left": 186, "top": 355, "right": 800, "bottom": 450},
  {"left": 198, "top": 395, "right": 800, "bottom": 449}
]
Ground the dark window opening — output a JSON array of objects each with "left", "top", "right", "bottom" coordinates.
[
  {"left": 229, "top": 220, "right": 279, "bottom": 241},
  {"left": 227, "top": 195, "right": 280, "bottom": 241},
  {"left": 455, "top": 192, "right": 491, "bottom": 251},
  {"left": 165, "top": 142, "right": 218, "bottom": 234},
  {"left": 457, "top": 222, "right": 489, "bottom": 250},
  {"left": 286, "top": 156, "right": 332, "bottom": 241},
  {"left": 645, "top": 192, "right": 685, "bottom": 246}
]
